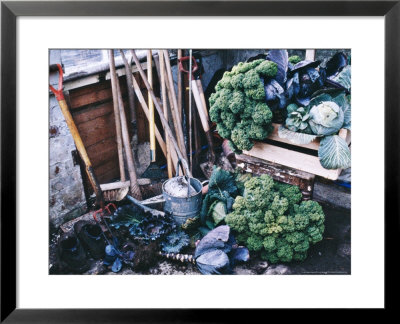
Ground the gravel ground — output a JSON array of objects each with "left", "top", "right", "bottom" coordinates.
[{"left": 50, "top": 204, "right": 350, "bottom": 275}]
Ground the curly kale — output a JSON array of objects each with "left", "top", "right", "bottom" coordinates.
[
  {"left": 288, "top": 55, "right": 302, "bottom": 64},
  {"left": 209, "top": 58, "right": 277, "bottom": 152},
  {"left": 229, "top": 90, "right": 245, "bottom": 114},
  {"left": 255, "top": 60, "right": 278, "bottom": 77},
  {"left": 242, "top": 69, "right": 262, "bottom": 89},
  {"left": 225, "top": 174, "right": 325, "bottom": 264},
  {"left": 253, "top": 103, "right": 273, "bottom": 125},
  {"left": 231, "top": 127, "right": 253, "bottom": 151}
]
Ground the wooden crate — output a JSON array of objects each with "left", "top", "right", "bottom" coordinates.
[
  {"left": 241, "top": 123, "right": 351, "bottom": 181},
  {"left": 236, "top": 154, "right": 315, "bottom": 199}
]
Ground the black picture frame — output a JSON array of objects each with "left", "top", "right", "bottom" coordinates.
[{"left": 1, "top": 0, "right": 398, "bottom": 321}]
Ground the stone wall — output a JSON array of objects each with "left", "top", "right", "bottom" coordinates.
[{"left": 49, "top": 50, "right": 86, "bottom": 228}]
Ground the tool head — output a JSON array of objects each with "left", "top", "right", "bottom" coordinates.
[{"left": 103, "top": 186, "right": 129, "bottom": 202}]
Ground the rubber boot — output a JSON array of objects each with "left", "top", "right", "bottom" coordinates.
[
  {"left": 58, "top": 232, "right": 90, "bottom": 274},
  {"left": 74, "top": 220, "right": 106, "bottom": 260}
]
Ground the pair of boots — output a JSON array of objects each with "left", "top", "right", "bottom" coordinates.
[{"left": 57, "top": 220, "right": 106, "bottom": 274}]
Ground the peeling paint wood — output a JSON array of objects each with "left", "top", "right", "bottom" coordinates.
[
  {"left": 63, "top": 62, "right": 152, "bottom": 91},
  {"left": 235, "top": 154, "right": 315, "bottom": 199}
]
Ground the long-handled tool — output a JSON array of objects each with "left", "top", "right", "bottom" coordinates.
[
  {"left": 109, "top": 51, "right": 143, "bottom": 201},
  {"left": 130, "top": 50, "right": 191, "bottom": 177},
  {"left": 159, "top": 50, "right": 173, "bottom": 178},
  {"left": 126, "top": 57, "right": 180, "bottom": 173},
  {"left": 160, "top": 50, "right": 187, "bottom": 159},
  {"left": 178, "top": 55, "right": 215, "bottom": 164},
  {"left": 141, "top": 50, "right": 165, "bottom": 180},
  {"left": 49, "top": 64, "right": 107, "bottom": 210},
  {"left": 188, "top": 50, "right": 193, "bottom": 173},
  {"left": 98, "top": 50, "right": 131, "bottom": 202},
  {"left": 120, "top": 50, "right": 139, "bottom": 162}
]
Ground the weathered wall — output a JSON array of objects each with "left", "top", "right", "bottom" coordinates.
[{"left": 49, "top": 50, "right": 87, "bottom": 228}]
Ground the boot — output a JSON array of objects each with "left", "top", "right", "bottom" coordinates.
[
  {"left": 74, "top": 220, "right": 106, "bottom": 260},
  {"left": 58, "top": 232, "right": 90, "bottom": 274}
]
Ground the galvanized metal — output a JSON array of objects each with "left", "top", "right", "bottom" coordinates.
[{"left": 162, "top": 176, "right": 203, "bottom": 225}]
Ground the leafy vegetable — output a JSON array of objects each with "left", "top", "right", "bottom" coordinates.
[
  {"left": 209, "top": 59, "right": 276, "bottom": 151},
  {"left": 325, "top": 52, "right": 348, "bottom": 77},
  {"left": 309, "top": 99, "right": 344, "bottom": 135},
  {"left": 109, "top": 205, "right": 146, "bottom": 229},
  {"left": 210, "top": 201, "right": 227, "bottom": 225},
  {"left": 288, "top": 55, "right": 302, "bottom": 64},
  {"left": 332, "top": 65, "right": 351, "bottom": 91},
  {"left": 278, "top": 126, "right": 318, "bottom": 145},
  {"left": 267, "top": 49, "right": 289, "bottom": 85},
  {"left": 160, "top": 230, "right": 190, "bottom": 253},
  {"left": 285, "top": 105, "right": 312, "bottom": 133},
  {"left": 318, "top": 135, "right": 351, "bottom": 169},
  {"left": 225, "top": 174, "right": 325, "bottom": 264},
  {"left": 200, "top": 167, "right": 238, "bottom": 226}
]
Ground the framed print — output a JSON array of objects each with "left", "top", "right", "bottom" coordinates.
[{"left": 1, "top": 0, "right": 398, "bottom": 321}]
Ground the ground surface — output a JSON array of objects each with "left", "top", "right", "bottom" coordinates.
[{"left": 50, "top": 203, "right": 350, "bottom": 275}]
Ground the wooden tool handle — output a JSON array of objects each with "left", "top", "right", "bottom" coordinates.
[
  {"left": 147, "top": 50, "right": 156, "bottom": 162},
  {"left": 127, "top": 58, "right": 181, "bottom": 174},
  {"left": 120, "top": 50, "right": 139, "bottom": 162},
  {"left": 131, "top": 50, "right": 191, "bottom": 177},
  {"left": 191, "top": 80, "right": 210, "bottom": 132},
  {"left": 159, "top": 50, "right": 173, "bottom": 178},
  {"left": 109, "top": 51, "right": 142, "bottom": 200},
  {"left": 196, "top": 79, "right": 210, "bottom": 120},
  {"left": 161, "top": 50, "right": 187, "bottom": 158},
  {"left": 108, "top": 50, "right": 126, "bottom": 182}
]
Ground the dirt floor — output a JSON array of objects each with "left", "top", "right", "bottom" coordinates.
[{"left": 49, "top": 203, "right": 350, "bottom": 275}]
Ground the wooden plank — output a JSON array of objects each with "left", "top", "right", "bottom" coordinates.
[
  {"left": 243, "top": 142, "right": 342, "bottom": 180},
  {"left": 236, "top": 154, "right": 315, "bottom": 199},
  {"left": 72, "top": 101, "right": 114, "bottom": 125},
  {"left": 305, "top": 49, "right": 315, "bottom": 61},
  {"left": 76, "top": 113, "right": 116, "bottom": 148},
  {"left": 94, "top": 159, "right": 119, "bottom": 184},
  {"left": 269, "top": 123, "right": 320, "bottom": 150},
  {"left": 98, "top": 167, "right": 120, "bottom": 184},
  {"left": 70, "top": 87, "right": 113, "bottom": 109},
  {"left": 86, "top": 137, "right": 118, "bottom": 169},
  {"left": 69, "top": 77, "right": 127, "bottom": 109},
  {"left": 63, "top": 62, "right": 151, "bottom": 91},
  {"left": 68, "top": 80, "right": 110, "bottom": 98}
]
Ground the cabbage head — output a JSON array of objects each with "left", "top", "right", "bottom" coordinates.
[{"left": 308, "top": 101, "right": 344, "bottom": 136}]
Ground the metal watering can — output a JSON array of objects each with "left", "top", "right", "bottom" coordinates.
[
  {"left": 127, "top": 160, "right": 205, "bottom": 225},
  {"left": 162, "top": 160, "right": 203, "bottom": 225}
]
